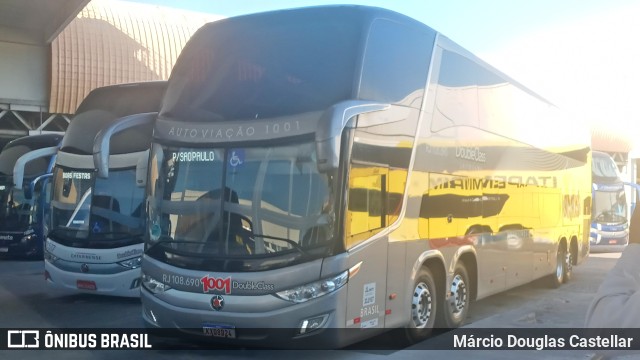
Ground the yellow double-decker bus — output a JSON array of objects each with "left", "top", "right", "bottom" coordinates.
[{"left": 132, "top": 5, "right": 592, "bottom": 348}]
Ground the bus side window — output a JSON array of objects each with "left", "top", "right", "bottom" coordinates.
[{"left": 345, "top": 171, "right": 387, "bottom": 249}]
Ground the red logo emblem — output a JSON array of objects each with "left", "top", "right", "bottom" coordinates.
[
  {"left": 211, "top": 295, "right": 225, "bottom": 311},
  {"left": 201, "top": 275, "right": 231, "bottom": 294}
]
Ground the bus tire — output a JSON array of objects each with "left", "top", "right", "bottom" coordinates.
[
  {"left": 436, "top": 263, "right": 470, "bottom": 329},
  {"left": 405, "top": 267, "right": 437, "bottom": 343},
  {"left": 547, "top": 244, "right": 568, "bottom": 288},
  {"left": 563, "top": 243, "right": 573, "bottom": 283}
]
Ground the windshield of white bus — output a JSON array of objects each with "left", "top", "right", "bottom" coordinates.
[
  {"left": 49, "top": 167, "right": 145, "bottom": 247},
  {"left": 592, "top": 189, "right": 627, "bottom": 224},
  {"left": 146, "top": 141, "right": 335, "bottom": 263}
]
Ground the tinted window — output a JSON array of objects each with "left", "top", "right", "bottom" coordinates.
[
  {"left": 360, "top": 19, "right": 434, "bottom": 105},
  {"left": 76, "top": 82, "right": 166, "bottom": 117},
  {"left": 162, "top": 14, "right": 362, "bottom": 121},
  {"left": 432, "top": 50, "right": 506, "bottom": 131},
  {"left": 432, "top": 48, "right": 562, "bottom": 150},
  {"left": 592, "top": 153, "right": 619, "bottom": 178}
]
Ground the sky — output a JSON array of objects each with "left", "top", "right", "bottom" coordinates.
[{"left": 127, "top": 0, "right": 640, "bottom": 146}]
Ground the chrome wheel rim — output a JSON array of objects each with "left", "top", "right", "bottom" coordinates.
[
  {"left": 411, "top": 282, "right": 433, "bottom": 328},
  {"left": 556, "top": 249, "right": 564, "bottom": 281},
  {"left": 449, "top": 274, "right": 468, "bottom": 320},
  {"left": 565, "top": 251, "right": 573, "bottom": 277}
]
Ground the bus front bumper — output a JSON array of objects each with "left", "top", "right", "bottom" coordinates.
[
  {"left": 44, "top": 259, "right": 141, "bottom": 297},
  {"left": 140, "top": 286, "right": 370, "bottom": 349},
  {"left": 0, "top": 232, "right": 41, "bottom": 258}
]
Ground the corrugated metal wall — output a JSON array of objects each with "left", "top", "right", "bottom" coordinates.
[
  {"left": 592, "top": 126, "right": 633, "bottom": 153},
  {"left": 49, "top": 0, "right": 222, "bottom": 114}
]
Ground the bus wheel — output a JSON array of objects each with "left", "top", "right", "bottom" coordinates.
[
  {"left": 548, "top": 244, "right": 567, "bottom": 288},
  {"left": 405, "top": 267, "right": 436, "bottom": 343},
  {"left": 436, "top": 263, "right": 469, "bottom": 328},
  {"left": 563, "top": 245, "right": 573, "bottom": 283}
]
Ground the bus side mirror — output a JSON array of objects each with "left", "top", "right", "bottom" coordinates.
[
  {"left": 27, "top": 173, "right": 54, "bottom": 200},
  {"left": 136, "top": 150, "right": 150, "bottom": 187},
  {"left": 315, "top": 101, "right": 389, "bottom": 173},
  {"left": 93, "top": 112, "right": 157, "bottom": 178},
  {"left": 62, "top": 178, "right": 71, "bottom": 197},
  {"left": 316, "top": 136, "right": 341, "bottom": 173}
]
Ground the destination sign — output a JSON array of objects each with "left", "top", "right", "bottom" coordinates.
[
  {"left": 62, "top": 172, "right": 92, "bottom": 180},
  {"left": 171, "top": 151, "right": 215, "bottom": 162},
  {"left": 154, "top": 113, "right": 319, "bottom": 143}
]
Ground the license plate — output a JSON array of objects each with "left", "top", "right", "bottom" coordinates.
[
  {"left": 0, "top": 247, "right": 8, "bottom": 253},
  {"left": 609, "top": 240, "right": 618, "bottom": 244},
  {"left": 77, "top": 280, "right": 97, "bottom": 290},
  {"left": 202, "top": 324, "right": 236, "bottom": 338}
]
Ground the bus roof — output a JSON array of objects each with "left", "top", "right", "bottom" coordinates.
[
  {"left": 2, "top": 133, "right": 63, "bottom": 151},
  {"left": 160, "top": 6, "right": 435, "bottom": 122},
  {"left": 76, "top": 81, "right": 167, "bottom": 118},
  {"left": 0, "top": 134, "right": 62, "bottom": 177},
  {"left": 61, "top": 81, "right": 167, "bottom": 155}
]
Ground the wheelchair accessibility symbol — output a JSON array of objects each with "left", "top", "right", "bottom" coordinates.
[
  {"left": 92, "top": 221, "right": 102, "bottom": 234},
  {"left": 229, "top": 149, "right": 245, "bottom": 167}
]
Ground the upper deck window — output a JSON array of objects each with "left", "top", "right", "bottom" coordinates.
[
  {"left": 359, "top": 19, "right": 433, "bottom": 106},
  {"left": 592, "top": 153, "right": 619, "bottom": 179},
  {"left": 161, "top": 12, "right": 363, "bottom": 122}
]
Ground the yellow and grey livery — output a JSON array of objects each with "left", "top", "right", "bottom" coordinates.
[{"left": 137, "top": 5, "right": 591, "bottom": 348}]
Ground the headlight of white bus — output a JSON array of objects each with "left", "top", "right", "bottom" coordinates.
[
  {"left": 43, "top": 251, "right": 58, "bottom": 263},
  {"left": 275, "top": 270, "right": 348, "bottom": 303},
  {"left": 118, "top": 256, "right": 142, "bottom": 269}
]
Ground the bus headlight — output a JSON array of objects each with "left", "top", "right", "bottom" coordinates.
[
  {"left": 20, "top": 234, "right": 35, "bottom": 244},
  {"left": 141, "top": 273, "right": 171, "bottom": 294},
  {"left": 118, "top": 256, "right": 142, "bottom": 269},
  {"left": 275, "top": 271, "right": 348, "bottom": 303},
  {"left": 44, "top": 251, "right": 58, "bottom": 263}
]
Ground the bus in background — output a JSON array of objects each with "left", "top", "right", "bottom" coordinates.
[
  {"left": 44, "top": 81, "right": 166, "bottom": 297},
  {"left": 0, "top": 134, "right": 62, "bottom": 258},
  {"left": 136, "top": 6, "right": 591, "bottom": 348},
  {"left": 590, "top": 150, "right": 628, "bottom": 246}
]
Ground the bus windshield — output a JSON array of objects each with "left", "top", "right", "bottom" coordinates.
[
  {"left": 49, "top": 167, "right": 145, "bottom": 247},
  {"left": 0, "top": 181, "right": 33, "bottom": 231},
  {"left": 146, "top": 141, "right": 336, "bottom": 269},
  {"left": 592, "top": 189, "right": 627, "bottom": 224}
]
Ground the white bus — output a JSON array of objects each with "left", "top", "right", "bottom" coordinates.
[
  {"left": 44, "top": 81, "right": 166, "bottom": 297},
  {"left": 138, "top": 6, "right": 591, "bottom": 347},
  {"left": 590, "top": 151, "right": 629, "bottom": 246}
]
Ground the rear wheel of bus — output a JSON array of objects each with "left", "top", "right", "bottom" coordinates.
[
  {"left": 436, "top": 262, "right": 470, "bottom": 329},
  {"left": 405, "top": 267, "right": 437, "bottom": 343},
  {"left": 564, "top": 238, "right": 576, "bottom": 283},
  {"left": 548, "top": 241, "right": 570, "bottom": 288}
]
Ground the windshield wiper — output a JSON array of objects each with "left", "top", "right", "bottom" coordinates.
[
  {"left": 249, "top": 234, "right": 311, "bottom": 258},
  {"left": 47, "top": 227, "right": 78, "bottom": 241},
  {"left": 146, "top": 235, "right": 207, "bottom": 253},
  {"left": 46, "top": 228, "right": 143, "bottom": 248},
  {"left": 90, "top": 231, "right": 144, "bottom": 243},
  {"left": 147, "top": 234, "right": 311, "bottom": 259}
]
